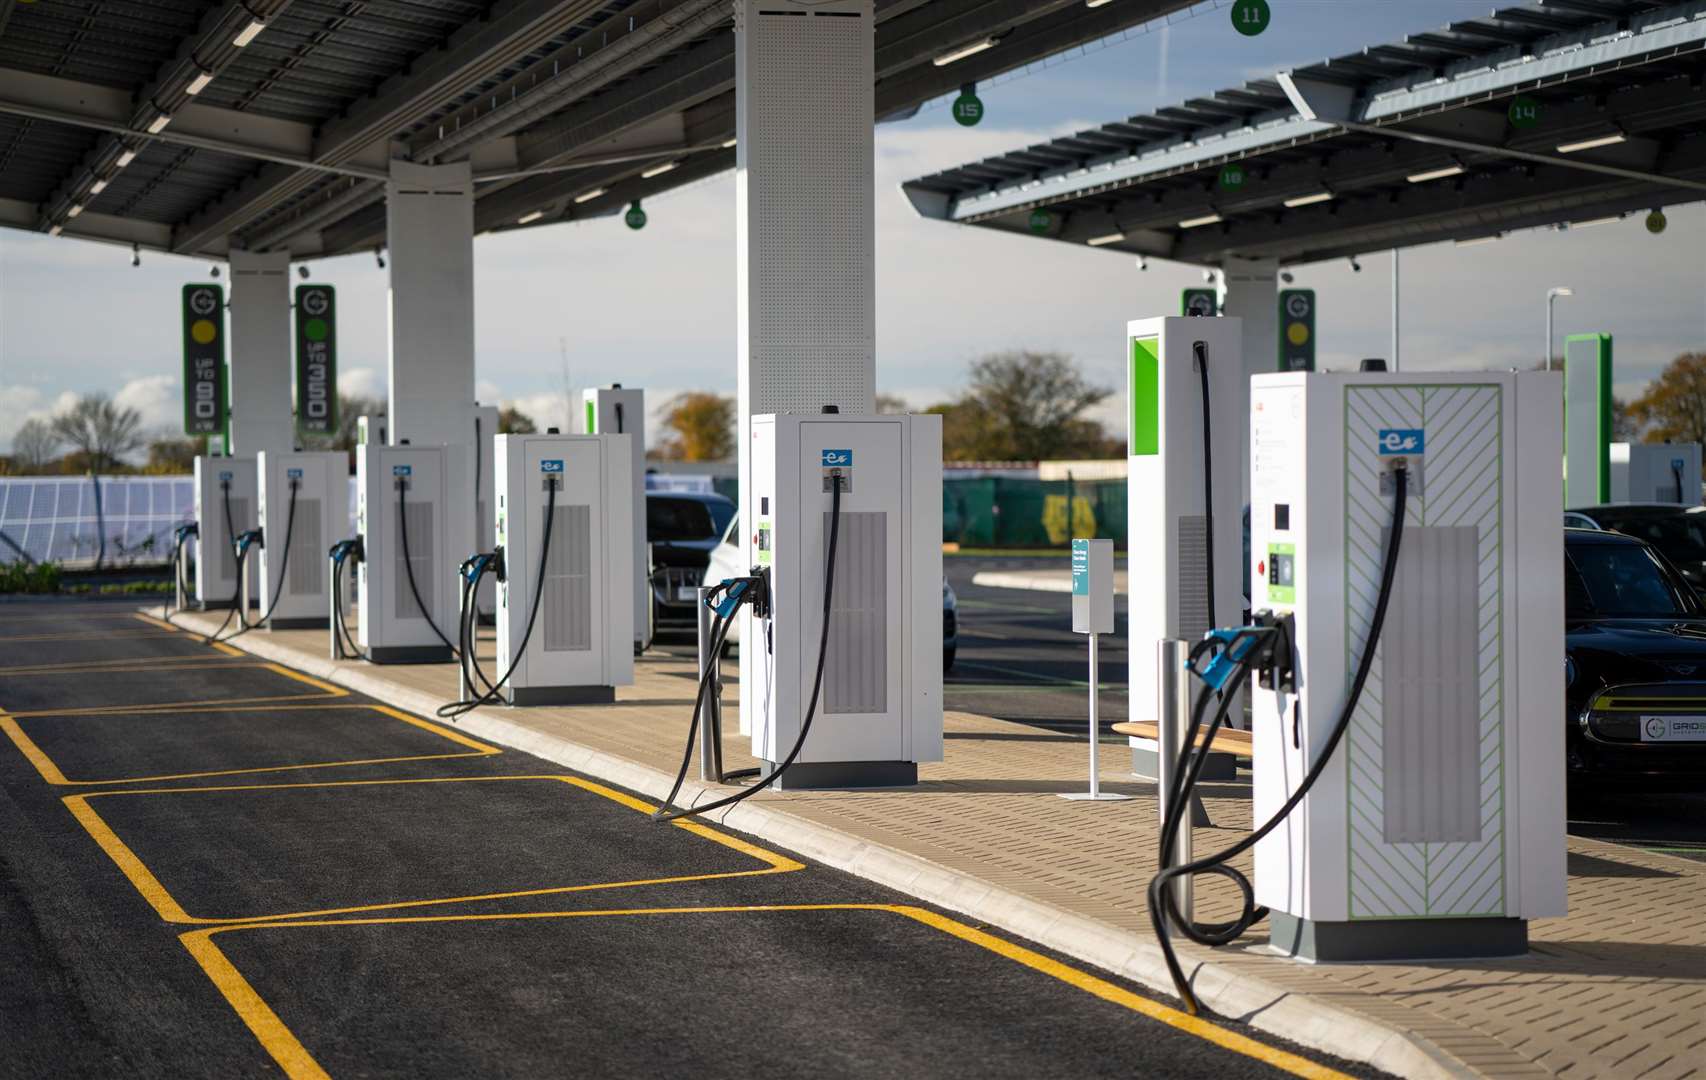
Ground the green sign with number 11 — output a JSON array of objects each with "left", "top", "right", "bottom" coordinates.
[{"left": 1231, "top": 0, "right": 1270, "bottom": 36}]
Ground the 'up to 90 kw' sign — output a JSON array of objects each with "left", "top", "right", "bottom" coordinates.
[
  {"left": 294, "top": 284, "right": 338, "bottom": 435},
  {"left": 182, "top": 284, "right": 226, "bottom": 435}
]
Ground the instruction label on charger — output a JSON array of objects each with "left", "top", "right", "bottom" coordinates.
[{"left": 1071, "top": 540, "right": 1090, "bottom": 597}]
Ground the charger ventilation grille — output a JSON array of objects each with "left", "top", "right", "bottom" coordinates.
[
  {"left": 394, "top": 498, "right": 434, "bottom": 620},
  {"left": 543, "top": 505, "right": 593, "bottom": 652},
  {"left": 286, "top": 498, "right": 323, "bottom": 595},
  {"left": 1177, "top": 514, "right": 1210, "bottom": 645},
  {"left": 823, "top": 510, "right": 886, "bottom": 714}
]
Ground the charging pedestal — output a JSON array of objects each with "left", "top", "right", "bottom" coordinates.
[
  {"left": 1610, "top": 442, "right": 1702, "bottom": 505},
  {"left": 581, "top": 386, "right": 649, "bottom": 654},
  {"left": 356, "top": 443, "right": 461, "bottom": 663},
  {"left": 256, "top": 451, "right": 345, "bottom": 628},
  {"left": 743, "top": 413, "right": 942, "bottom": 789},
  {"left": 473, "top": 403, "right": 499, "bottom": 618},
  {"left": 1062, "top": 538, "right": 1128, "bottom": 802},
  {"left": 1126, "top": 316, "right": 1246, "bottom": 778},
  {"left": 192, "top": 455, "right": 259, "bottom": 610},
  {"left": 1250, "top": 370, "right": 1567, "bottom": 961},
  {"left": 492, "top": 433, "right": 635, "bottom": 704}
]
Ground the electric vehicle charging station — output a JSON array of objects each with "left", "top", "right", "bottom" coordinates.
[
  {"left": 192, "top": 455, "right": 259, "bottom": 609},
  {"left": 581, "top": 385, "right": 649, "bottom": 654},
  {"left": 255, "top": 451, "right": 345, "bottom": 628},
  {"left": 741, "top": 412, "right": 943, "bottom": 789},
  {"left": 489, "top": 433, "right": 635, "bottom": 704},
  {"left": 356, "top": 442, "right": 464, "bottom": 663},
  {"left": 1247, "top": 369, "right": 1567, "bottom": 961},
  {"left": 1610, "top": 442, "right": 1702, "bottom": 504},
  {"left": 1126, "top": 316, "right": 1247, "bottom": 769}
]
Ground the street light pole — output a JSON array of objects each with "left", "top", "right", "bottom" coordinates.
[{"left": 1546, "top": 286, "right": 1574, "bottom": 371}]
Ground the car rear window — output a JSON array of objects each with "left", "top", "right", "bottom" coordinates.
[
  {"left": 648, "top": 498, "right": 716, "bottom": 542},
  {"left": 1595, "top": 514, "right": 1706, "bottom": 561},
  {"left": 1565, "top": 542, "right": 1694, "bottom": 618}
]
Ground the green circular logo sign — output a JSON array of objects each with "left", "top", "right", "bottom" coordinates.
[
  {"left": 1028, "top": 209, "right": 1053, "bottom": 235},
  {"left": 304, "top": 318, "right": 329, "bottom": 343},
  {"left": 1219, "top": 164, "right": 1246, "bottom": 190},
  {"left": 952, "top": 92, "right": 984, "bottom": 128},
  {"left": 1231, "top": 0, "right": 1271, "bottom": 36},
  {"left": 1647, "top": 209, "right": 1667, "bottom": 235},
  {"left": 1507, "top": 95, "right": 1541, "bottom": 129},
  {"left": 625, "top": 202, "right": 647, "bottom": 230}
]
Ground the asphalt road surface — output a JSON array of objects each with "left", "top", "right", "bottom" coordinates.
[
  {"left": 945, "top": 555, "right": 1706, "bottom": 865},
  {"left": 0, "top": 596, "right": 1383, "bottom": 1080}
]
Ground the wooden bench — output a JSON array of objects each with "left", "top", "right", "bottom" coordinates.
[{"left": 1110, "top": 721, "right": 1253, "bottom": 757}]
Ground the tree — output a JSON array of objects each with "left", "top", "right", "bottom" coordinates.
[
  {"left": 1611, "top": 397, "right": 1642, "bottom": 442},
  {"left": 301, "top": 394, "right": 384, "bottom": 454},
  {"left": 498, "top": 406, "right": 537, "bottom": 434},
  {"left": 50, "top": 394, "right": 143, "bottom": 475},
  {"left": 11, "top": 418, "right": 61, "bottom": 472},
  {"left": 1629, "top": 353, "right": 1706, "bottom": 446},
  {"left": 657, "top": 392, "right": 735, "bottom": 461},
  {"left": 932, "top": 351, "right": 1115, "bottom": 462},
  {"left": 875, "top": 393, "right": 909, "bottom": 415},
  {"left": 142, "top": 432, "right": 206, "bottom": 474}
]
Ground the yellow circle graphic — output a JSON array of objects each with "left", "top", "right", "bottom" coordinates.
[
  {"left": 191, "top": 319, "right": 218, "bottom": 345},
  {"left": 1286, "top": 322, "right": 1310, "bottom": 346}
]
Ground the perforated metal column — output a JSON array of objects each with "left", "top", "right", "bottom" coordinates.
[{"left": 227, "top": 250, "right": 294, "bottom": 456}]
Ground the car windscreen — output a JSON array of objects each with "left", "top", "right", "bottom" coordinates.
[
  {"left": 706, "top": 500, "right": 734, "bottom": 537},
  {"left": 647, "top": 497, "right": 717, "bottom": 542},
  {"left": 1596, "top": 514, "right": 1706, "bottom": 562},
  {"left": 1565, "top": 542, "right": 1695, "bottom": 618}
]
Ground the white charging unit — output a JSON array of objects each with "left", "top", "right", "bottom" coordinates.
[
  {"left": 581, "top": 386, "right": 648, "bottom": 653},
  {"left": 1127, "top": 316, "right": 1247, "bottom": 779},
  {"left": 1249, "top": 370, "right": 1567, "bottom": 961},
  {"left": 193, "top": 455, "right": 259, "bottom": 609},
  {"left": 356, "top": 442, "right": 462, "bottom": 663},
  {"left": 742, "top": 413, "right": 942, "bottom": 788},
  {"left": 1610, "top": 442, "right": 1701, "bottom": 505},
  {"left": 256, "top": 451, "right": 344, "bottom": 628},
  {"left": 492, "top": 433, "right": 635, "bottom": 704}
]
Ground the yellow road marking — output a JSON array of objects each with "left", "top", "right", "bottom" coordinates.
[
  {"left": 66, "top": 776, "right": 802, "bottom": 925},
  {"left": 133, "top": 612, "right": 178, "bottom": 631},
  {"left": 182, "top": 904, "right": 1353, "bottom": 1080},
  {"left": 1, "top": 705, "right": 499, "bottom": 786},
  {"left": 7, "top": 663, "right": 347, "bottom": 717},
  {"left": 0, "top": 629, "right": 166, "bottom": 642},
  {"left": 0, "top": 657, "right": 266, "bottom": 676}
]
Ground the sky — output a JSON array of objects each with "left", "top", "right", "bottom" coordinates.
[{"left": 1, "top": 0, "right": 1702, "bottom": 453}]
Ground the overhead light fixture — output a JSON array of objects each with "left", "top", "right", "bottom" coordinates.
[
  {"left": 721, "top": 137, "right": 737, "bottom": 149},
  {"left": 1456, "top": 234, "right": 1500, "bottom": 247},
  {"left": 517, "top": 210, "right": 546, "bottom": 225},
  {"left": 297, "top": 264, "right": 310, "bottom": 279},
  {"left": 1086, "top": 0, "right": 1115, "bottom": 7},
  {"left": 933, "top": 37, "right": 997, "bottom": 67},
  {"left": 67, "top": 203, "right": 84, "bottom": 218},
  {"left": 640, "top": 160, "right": 679, "bottom": 179},
  {"left": 1179, "top": 213, "right": 1223, "bottom": 229},
  {"left": 185, "top": 69, "right": 215, "bottom": 96},
  {"left": 233, "top": 17, "right": 267, "bottom": 47},
  {"left": 48, "top": 224, "right": 64, "bottom": 237},
  {"left": 1557, "top": 133, "right": 1625, "bottom": 154},
  {"left": 1086, "top": 231, "right": 1125, "bottom": 247},
  {"left": 90, "top": 178, "right": 109, "bottom": 195},
  {"left": 1283, "top": 191, "right": 1334, "bottom": 208},
  {"left": 1572, "top": 215, "right": 1622, "bottom": 229},
  {"left": 573, "top": 187, "right": 606, "bottom": 204},
  {"left": 1406, "top": 164, "right": 1464, "bottom": 184},
  {"left": 115, "top": 148, "right": 138, "bottom": 168},
  {"left": 146, "top": 113, "right": 172, "bottom": 135}
]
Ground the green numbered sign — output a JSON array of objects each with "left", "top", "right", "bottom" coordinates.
[
  {"left": 1278, "top": 289, "right": 1317, "bottom": 372},
  {"left": 952, "top": 91, "right": 984, "bottom": 128},
  {"left": 181, "top": 284, "right": 226, "bottom": 436},
  {"left": 1028, "top": 209, "right": 1053, "bottom": 235},
  {"left": 1231, "top": 0, "right": 1271, "bottom": 37},
  {"left": 1219, "top": 163, "right": 1246, "bottom": 191},
  {"left": 1507, "top": 95, "right": 1541, "bottom": 129},
  {"left": 625, "top": 202, "right": 647, "bottom": 230},
  {"left": 294, "top": 284, "right": 337, "bottom": 436}
]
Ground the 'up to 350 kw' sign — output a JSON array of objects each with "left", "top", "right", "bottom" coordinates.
[
  {"left": 295, "top": 284, "right": 338, "bottom": 435},
  {"left": 181, "top": 284, "right": 226, "bottom": 436}
]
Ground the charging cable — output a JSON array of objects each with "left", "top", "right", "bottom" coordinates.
[
  {"left": 212, "top": 479, "right": 299, "bottom": 644},
  {"left": 653, "top": 474, "right": 842, "bottom": 824},
  {"left": 164, "top": 522, "right": 198, "bottom": 620},
  {"left": 202, "top": 478, "right": 250, "bottom": 642},
  {"left": 1193, "top": 340, "right": 1216, "bottom": 634},
  {"left": 396, "top": 478, "right": 460, "bottom": 659},
  {"left": 1148, "top": 464, "right": 1408, "bottom": 1015},
  {"left": 329, "top": 537, "right": 364, "bottom": 660}
]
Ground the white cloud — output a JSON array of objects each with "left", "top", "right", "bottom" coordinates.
[
  {"left": 339, "top": 366, "right": 386, "bottom": 401},
  {"left": 0, "top": 385, "right": 51, "bottom": 451},
  {"left": 114, "top": 374, "right": 180, "bottom": 435}
]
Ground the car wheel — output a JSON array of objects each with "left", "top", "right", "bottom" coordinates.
[{"left": 943, "top": 646, "right": 956, "bottom": 673}]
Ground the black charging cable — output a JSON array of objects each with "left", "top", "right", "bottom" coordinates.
[
  {"left": 653, "top": 475, "right": 842, "bottom": 824},
  {"left": 213, "top": 479, "right": 299, "bottom": 644},
  {"left": 329, "top": 538, "right": 365, "bottom": 660},
  {"left": 164, "top": 522, "right": 198, "bottom": 620},
  {"left": 1193, "top": 340, "right": 1216, "bottom": 634},
  {"left": 396, "top": 478, "right": 460, "bottom": 659},
  {"left": 202, "top": 478, "right": 248, "bottom": 642},
  {"left": 1148, "top": 464, "right": 1408, "bottom": 1016}
]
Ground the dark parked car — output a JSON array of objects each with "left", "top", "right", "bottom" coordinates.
[
  {"left": 1565, "top": 527, "right": 1706, "bottom": 787},
  {"left": 1567, "top": 503, "right": 1706, "bottom": 593},
  {"left": 646, "top": 491, "right": 736, "bottom": 632}
]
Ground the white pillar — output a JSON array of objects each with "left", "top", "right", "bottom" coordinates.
[
  {"left": 1216, "top": 256, "right": 1280, "bottom": 503},
  {"left": 227, "top": 250, "right": 294, "bottom": 455},
  {"left": 735, "top": 0, "right": 876, "bottom": 573},
  {"left": 386, "top": 160, "right": 476, "bottom": 447}
]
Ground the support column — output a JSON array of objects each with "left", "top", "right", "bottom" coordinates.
[
  {"left": 735, "top": 0, "right": 875, "bottom": 573},
  {"left": 1217, "top": 256, "right": 1280, "bottom": 503},
  {"left": 386, "top": 160, "right": 476, "bottom": 446},
  {"left": 227, "top": 250, "right": 294, "bottom": 455}
]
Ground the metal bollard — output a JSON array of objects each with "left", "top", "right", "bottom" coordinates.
[
  {"left": 696, "top": 586, "right": 724, "bottom": 782},
  {"left": 1156, "top": 638, "right": 1193, "bottom": 923}
]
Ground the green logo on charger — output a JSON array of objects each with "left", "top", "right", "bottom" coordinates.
[
  {"left": 1231, "top": 0, "right": 1270, "bottom": 36},
  {"left": 1219, "top": 163, "right": 1246, "bottom": 190},
  {"left": 625, "top": 202, "right": 647, "bottom": 230},
  {"left": 952, "top": 91, "right": 984, "bottom": 128},
  {"left": 1028, "top": 209, "right": 1053, "bottom": 234},
  {"left": 1508, "top": 95, "right": 1541, "bottom": 129}
]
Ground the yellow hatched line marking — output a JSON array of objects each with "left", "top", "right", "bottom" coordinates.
[
  {"left": 66, "top": 775, "right": 801, "bottom": 925},
  {"left": 133, "top": 612, "right": 178, "bottom": 631},
  {"left": 0, "top": 629, "right": 166, "bottom": 642},
  {"left": 1, "top": 658, "right": 271, "bottom": 676},
  {"left": 182, "top": 904, "right": 1354, "bottom": 1080},
  {"left": 2, "top": 705, "right": 498, "bottom": 786},
  {"left": 8, "top": 663, "right": 348, "bottom": 717}
]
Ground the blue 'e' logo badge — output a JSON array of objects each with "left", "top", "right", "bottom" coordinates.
[
  {"left": 540, "top": 459, "right": 564, "bottom": 474},
  {"left": 1377, "top": 429, "right": 1424, "bottom": 455},
  {"left": 822, "top": 449, "right": 852, "bottom": 468},
  {"left": 392, "top": 464, "right": 412, "bottom": 477}
]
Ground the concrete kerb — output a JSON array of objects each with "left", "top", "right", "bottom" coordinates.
[{"left": 161, "top": 609, "right": 1472, "bottom": 1080}]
